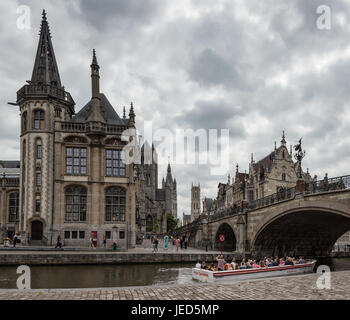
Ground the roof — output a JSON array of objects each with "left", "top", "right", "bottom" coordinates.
[
  {"left": 0, "top": 161, "right": 20, "bottom": 169},
  {"left": 204, "top": 198, "right": 214, "bottom": 211},
  {"left": 73, "top": 93, "right": 129, "bottom": 126},
  {"left": 252, "top": 150, "right": 277, "bottom": 173},
  {"left": 156, "top": 189, "right": 166, "bottom": 201},
  {"left": 0, "top": 168, "right": 20, "bottom": 178}
]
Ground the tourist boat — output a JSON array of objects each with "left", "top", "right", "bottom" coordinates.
[{"left": 192, "top": 260, "right": 317, "bottom": 283}]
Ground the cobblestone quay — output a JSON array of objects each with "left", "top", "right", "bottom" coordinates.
[{"left": 0, "top": 270, "right": 349, "bottom": 300}]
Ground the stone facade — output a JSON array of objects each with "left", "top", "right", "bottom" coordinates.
[{"left": 0, "top": 11, "right": 177, "bottom": 247}]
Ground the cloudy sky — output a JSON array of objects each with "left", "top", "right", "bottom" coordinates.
[{"left": 1, "top": 0, "right": 350, "bottom": 220}]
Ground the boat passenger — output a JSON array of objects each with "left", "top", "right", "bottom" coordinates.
[
  {"left": 195, "top": 261, "right": 201, "bottom": 269},
  {"left": 259, "top": 260, "right": 266, "bottom": 268},
  {"left": 201, "top": 261, "right": 207, "bottom": 269},
  {"left": 216, "top": 255, "right": 227, "bottom": 271},
  {"left": 285, "top": 257, "right": 294, "bottom": 265},
  {"left": 231, "top": 258, "right": 237, "bottom": 270},
  {"left": 252, "top": 260, "right": 260, "bottom": 268},
  {"left": 272, "top": 258, "right": 279, "bottom": 266},
  {"left": 240, "top": 262, "right": 247, "bottom": 269},
  {"left": 298, "top": 256, "right": 306, "bottom": 264},
  {"left": 224, "top": 263, "right": 232, "bottom": 270}
]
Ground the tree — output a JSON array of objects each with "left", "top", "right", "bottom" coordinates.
[
  {"left": 167, "top": 213, "right": 179, "bottom": 232},
  {"left": 152, "top": 218, "right": 160, "bottom": 234}
]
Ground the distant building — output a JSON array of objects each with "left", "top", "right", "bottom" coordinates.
[
  {"left": 191, "top": 183, "right": 201, "bottom": 221},
  {"left": 182, "top": 212, "right": 191, "bottom": 226}
]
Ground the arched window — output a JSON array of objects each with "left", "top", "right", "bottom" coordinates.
[
  {"left": 105, "top": 187, "right": 126, "bottom": 222},
  {"left": 22, "top": 111, "right": 27, "bottom": 132},
  {"left": 146, "top": 215, "right": 153, "bottom": 232},
  {"left": 9, "top": 193, "right": 19, "bottom": 222},
  {"left": 33, "top": 110, "right": 45, "bottom": 130},
  {"left": 65, "top": 185, "right": 87, "bottom": 221},
  {"left": 282, "top": 173, "right": 286, "bottom": 181}
]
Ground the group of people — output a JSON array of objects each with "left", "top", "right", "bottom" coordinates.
[
  {"left": 173, "top": 237, "right": 188, "bottom": 251},
  {"left": 195, "top": 255, "right": 307, "bottom": 271}
]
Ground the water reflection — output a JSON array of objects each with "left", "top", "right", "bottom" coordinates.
[{"left": 0, "top": 258, "right": 349, "bottom": 289}]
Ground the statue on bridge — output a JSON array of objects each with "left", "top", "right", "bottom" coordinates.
[{"left": 294, "top": 138, "right": 306, "bottom": 179}]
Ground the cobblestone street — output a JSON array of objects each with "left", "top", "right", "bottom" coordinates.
[{"left": 0, "top": 270, "right": 349, "bottom": 300}]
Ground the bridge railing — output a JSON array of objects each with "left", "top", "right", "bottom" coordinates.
[
  {"left": 208, "top": 205, "right": 242, "bottom": 222},
  {"left": 306, "top": 175, "right": 350, "bottom": 194},
  {"left": 247, "top": 187, "right": 296, "bottom": 210}
]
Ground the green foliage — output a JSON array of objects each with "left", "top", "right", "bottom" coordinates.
[
  {"left": 167, "top": 213, "right": 179, "bottom": 232},
  {"left": 152, "top": 218, "right": 160, "bottom": 233}
]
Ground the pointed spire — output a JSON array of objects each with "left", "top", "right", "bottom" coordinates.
[
  {"left": 90, "top": 48, "right": 100, "bottom": 100},
  {"left": 281, "top": 131, "right": 286, "bottom": 146},
  {"left": 251, "top": 153, "right": 254, "bottom": 164},
  {"left": 236, "top": 163, "right": 239, "bottom": 173},
  {"left": 31, "top": 10, "right": 62, "bottom": 87},
  {"left": 227, "top": 173, "right": 230, "bottom": 184},
  {"left": 123, "top": 106, "right": 126, "bottom": 119},
  {"left": 274, "top": 141, "right": 277, "bottom": 151},
  {"left": 87, "top": 49, "right": 104, "bottom": 123},
  {"left": 129, "top": 102, "right": 135, "bottom": 127},
  {"left": 290, "top": 145, "right": 293, "bottom": 156}
]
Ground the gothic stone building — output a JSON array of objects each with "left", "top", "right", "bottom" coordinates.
[
  {"left": 207, "top": 132, "right": 311, "bottom": 213},
  {"left": 138, "top": 143, "right": 178, "bottom": 235},
  {"left": 0, "top": 11, "right": 177, "bottom": 247}
]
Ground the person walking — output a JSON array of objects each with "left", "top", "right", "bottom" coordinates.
[
  {"left": 55, "top": 234, "right": 62, "bottom": 249},
  {"left": 13, "top": 234, "right": 17, "bottom": 248},
  {"left": 175, "top": 237, "right": 180, "bottom": 252},
  {"left": 184, "top": 237, "right": 188, "bottom": 250},
  {"left": 312, "top": 175, "right": 318, "bottom": 193},
  {"left": 89, "top": 236, "right": 95, "bottom": 249},
  {"left": 153, "top": 237, "right": 159, "bottom": 252},
  {"left": 324, "top": 173, "right": 329, "bottom": 191},
  {"left": 103, "top": 235, "right": 107, "bottom": 248}
]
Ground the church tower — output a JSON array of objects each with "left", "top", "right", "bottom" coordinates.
[
  {"left": 191, "top": 183, "right": 201, "bottom": 221},
  {"left": 16, "top": 10, "right": 75, "bottom": 243}
]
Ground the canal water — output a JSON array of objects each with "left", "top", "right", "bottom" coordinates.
[{"left": 0, "top": 258, "right": 349, "bottom": 289}]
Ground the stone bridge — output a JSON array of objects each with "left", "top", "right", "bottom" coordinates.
[{"left": 175, "top": 175, "right": 350, "bottom": 258}]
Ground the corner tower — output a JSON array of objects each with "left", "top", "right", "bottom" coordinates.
[{"left": 16, "top": 10, "right": 75, "bottom": 243}]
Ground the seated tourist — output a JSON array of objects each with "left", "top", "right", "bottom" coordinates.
[
  {"left": 231, "top": 258, "right": 237, "bottom": 270},
  {"left": 240, "top": 262, "right": 247, "bottom": 269},
  {"left": 252, "top": 260, "right": 260, "bottom": 268},
  {"left": 201, "top": 261, "right": 207, "bottom": 269},
  {"left": 285, "top": 257, "right": 294, "bottom": 265},
  {"left": 224, "top": 263, "right": 232, "bottom": 270},
  {"left": 279, "top": 258, "right": 285, "bottom": 265},
  {"left": 272, "top": 258, "right": 279, "bottom": 266},
  {"left": 298, "top": 256, "right": 306, "bottom": 264},
  {"left": 195, "top": 261, "right": 201, "bottom": 268},
  {"left": 208, "top": 263, "right": 215, "bottom": 271},
  {"left": 259, "top": 260, "right": 266, "bottom": 268}
]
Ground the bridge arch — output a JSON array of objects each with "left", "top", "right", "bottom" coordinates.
[
  {"left": 214, "top": 222, "right": 237, "bottom": 251},
  {"left": 251, "top": 201, "right": 350, "bottom": 258}
]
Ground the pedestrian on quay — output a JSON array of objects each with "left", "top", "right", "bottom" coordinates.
[
  {"left": 55, "top": 234, "right": 62, "bottom": 249},
  {"left": 184, "top": 237, "right": 188, "bottom": 250},
  {"left": 103, "top": 235, "right": 107, "bottom": 248},
  {"left": 175, "top": 237, "right": 180, "bottom": 252},
  {"left": 153, "top": 237, "right": 159, "bottom": 252},
  {"left": 180, "top": 237, "right": 183, "bottom": 250},
  {"left": 13, "top": 234, "right": 17, "bottom": 248},
  {"left": 89, "top": 236, "right": 95, "bottom": 249}
]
